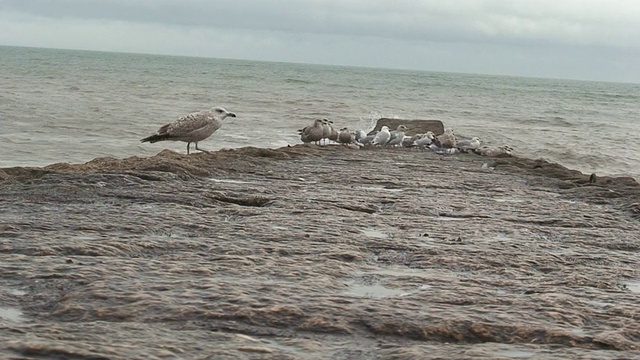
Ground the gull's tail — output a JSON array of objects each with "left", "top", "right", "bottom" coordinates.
[{"left": 141, "top": 134, "right": 170, "bottom": 143}]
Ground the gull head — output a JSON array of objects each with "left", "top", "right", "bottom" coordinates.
[
  {"left": 380, "top": 126, "right": 390, "bottom": 132},
  {"left": 396, "top": 125, "right": 408, "bottom": 131},
  {"left": 213, "top": 106, "right": 236, "bottom": 119}
]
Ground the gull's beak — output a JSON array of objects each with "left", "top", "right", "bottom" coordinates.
[{"left": 228, "top": 112, "right": 236, "bottom": 118}]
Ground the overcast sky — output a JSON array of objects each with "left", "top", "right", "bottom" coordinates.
[{"left": 1, "top": 0, "right": 639, "bottom": 83}]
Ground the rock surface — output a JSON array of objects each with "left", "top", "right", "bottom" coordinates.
[
  {"left": 1, "top": 145, "right": 639, "bottom": 359},
  {"left": 370, "top": 118, "right": 445, "bottom": 136}
]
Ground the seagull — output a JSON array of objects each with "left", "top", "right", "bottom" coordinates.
[
  {"left": 299, "top": 119, "right": 325, "bottom": 144},
  {"left": 355, "top": 129, "right": 376, "bottom": 146},
  {"left": 328, "top": 122, "right": 339, "bottom": 143},
  {"left": 434, "top": 128, "right": 457, "bottom": 148},
  {"left": 361, "top": 134, "right": 376, "bottom": 145},
  {"left": 372, "top": 126, "right": 391, "bottom": 146},
  {"left": 321, "top": 119, "right": 332, "bottom": 145},
  {"left": 337, "top": 127, "right": 354, "bottom": 145},
  {"left": 429, "top": 144, "right": 459, "bottom": 155},
  {"left": 141, "top": 106, "right": 236, "bottom": 154},
  {"left": 387, "top": 125, "right": 408, "bottom": 147},
  {"left": 413, "top": 132, "right": 435, "bottom": 149},
  {"left": 402, "top": 134, "right": 422, "bottom": 148},
  {"left": 457, "top": 137, "right": 481, "bottom": 153},
  {"left": 354, "top": 129, "right": 368, "bottom": 142},
  {"left": 473, "top": 145, "right": 513, "bottom": 157}
]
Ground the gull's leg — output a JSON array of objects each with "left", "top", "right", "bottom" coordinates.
[
  {"left": 195, "top": 142, "right": 211, "bottom": 154},
  {"left": 187, "top": 142, "right": 191, "bottom": 155}
]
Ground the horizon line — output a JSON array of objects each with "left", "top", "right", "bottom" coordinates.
[{"left": 1, "top": 43, "right": 638, "bottom": 86}]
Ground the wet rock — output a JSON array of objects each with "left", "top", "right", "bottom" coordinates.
[
  {"left": 0, "top": 145, "right": 639, "bottom": 358},
  {"left": 370, "top": 118, "right": 445, "bottom": 136}
]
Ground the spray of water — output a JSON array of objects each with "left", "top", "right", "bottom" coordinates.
[{"left": 356, "top": 111, "right": 399, "bottom": 133}]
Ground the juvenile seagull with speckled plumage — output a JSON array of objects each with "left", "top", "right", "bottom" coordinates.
[{"left": 141, "top": 106, "right": 236, "bottom": 154}]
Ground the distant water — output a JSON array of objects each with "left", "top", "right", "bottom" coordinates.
[{"left": 1, "top": 45, "right": 639, "bottom": 178}]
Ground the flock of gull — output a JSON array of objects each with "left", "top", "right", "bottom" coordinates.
[
  {"left": 140, "top": 106, "right": 512, "bottom": 157},
  {"left": 298, "top": 118, "right": 513, "bottom": 157}
]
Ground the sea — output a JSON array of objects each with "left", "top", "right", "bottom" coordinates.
[{"left": 1, "top": 45, "right": 639, "bottom": 178}]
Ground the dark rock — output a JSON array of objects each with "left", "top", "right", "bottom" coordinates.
[{"left": 369, "top": 118, "right": 445, "bottom": 136}]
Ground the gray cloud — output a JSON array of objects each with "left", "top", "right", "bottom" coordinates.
[
  {"left": 1, "top": 0, "right": 639, "bottom": 82},
  {"left": 3, "top": 0, "right": 640, "bottom": 47}
]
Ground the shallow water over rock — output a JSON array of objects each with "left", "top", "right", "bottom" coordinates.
[
  {"left": 360, "top": 229, "right": 390, "bottom": 239},
  {"left": 625, "top": 281, "right": 640, "bottom": 293},
  {"left": 0, "top": 307, "right": 25, "bottom": 323},
  {"left": 344, "top": 282, "right": 414, "bottom": 298},
  {"left": 0, "top": 287, "right": 27, "bottom": 297}
]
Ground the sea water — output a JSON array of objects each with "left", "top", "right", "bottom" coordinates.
[{"left": 1, "top": 45, "right": 638, "bottom": 178}]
